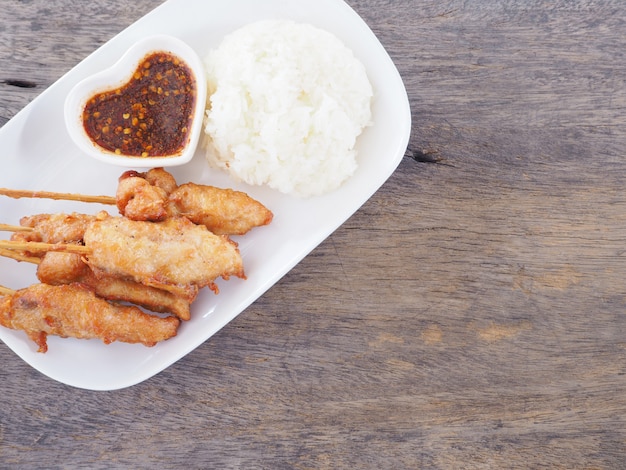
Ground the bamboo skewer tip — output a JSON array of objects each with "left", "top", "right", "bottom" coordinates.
[
  {"left": 0, "top": 240, "right": 91, "bottom": 255},
  {"left": 0, "top": 187, "right": 116, "bottom": 205},
  {"left": 0, "top": 223, "right": 34, "bottom": 233},
  {"left": 0, "top": 285, "right": 15, "bottom": 296},
  {"left": 0, "top": 247, "right": 41, "bottom": 264}
]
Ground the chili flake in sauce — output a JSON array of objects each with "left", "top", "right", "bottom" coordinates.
[{"left": 83, "top": 51, "right": 196, "bottom": 157}]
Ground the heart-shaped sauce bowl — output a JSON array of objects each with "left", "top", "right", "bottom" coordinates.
[{"left": 64, "top": 35, "right": 207, "bottom": 167}]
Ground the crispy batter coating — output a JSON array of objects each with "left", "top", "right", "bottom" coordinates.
[
  {"left": 0, "top": 283, "right": 179, "bottom": 352},
  {"left": 141, "top": 167, "right": 178, "bottom": 194},
  {"left": 36, "top": 251, "right": 87, "bottom": 285},
  {"left": 116, "top": 168, "right": 179, "bottom": 221},
  {"left": 37, "top": 252, "right": 193, "bottom": 320},
  {"left": 167, "top": 183, "right": 273, "bottom": 235},
  {"left": 115, "top": 168, "right": 273, "bottom": 235},
  {"left": 116, "top": 175, "right": 169, "bottom": 221},
  {"left": 83, "top": 216, "right": 245, "bottom": 296},
  {"left": 11, "top": 212, "right": 98, "bottom": 244}
]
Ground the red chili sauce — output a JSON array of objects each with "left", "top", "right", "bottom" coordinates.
[{"left": 83, "top": 51, "right": 196, "bottom": 157}]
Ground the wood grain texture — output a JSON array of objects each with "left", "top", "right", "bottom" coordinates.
[{"left": 2, "top": 0, "right": 626, "bottom": 468}]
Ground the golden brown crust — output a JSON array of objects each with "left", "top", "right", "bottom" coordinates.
[
  {"left": 167, "top": 183, "right": 273, "bottom": 235},
  {"left": 115, "top": 168, "right": 273, "bottom": 235},
  {"left": 116, "top": 175, "right": 169, "bottom": 221},
  {"left": 0, "top": 283, "right": 179, "bottom": 352},
  {"left": 83, "top": 216, "right": 245, "bottom": 295},
  {"left": 12, "top": 212, "right": 97, "bottom": 245},
  {"left": 37, "top": 252, "right": 192, "bottom": 320}
]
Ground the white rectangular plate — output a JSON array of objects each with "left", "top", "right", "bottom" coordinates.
[{"left": 0, "top": 0, "right": 411, "bottom": 390}]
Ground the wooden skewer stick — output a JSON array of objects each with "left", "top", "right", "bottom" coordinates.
[
  {"left": 0, "top": 240, "right": 91, "bottom": 255},
  {"left": 0, "top": 285, "right": 15, "bottom": 296},
  {"left": 0, "top": 187, "right": 116, "bottom": 205},
  {"left": 0, "top": 247, "right": 41, "bottom": 264},
  {"left": 0, "top": 223, "right": 34, "bottom": 233}
]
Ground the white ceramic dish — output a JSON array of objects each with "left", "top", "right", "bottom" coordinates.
[
  {"left": 0, "top": 0, "right": 411, "bottom": 391},
  {"left": 64, "top": 34, "right": 207, "bottom": 167}
]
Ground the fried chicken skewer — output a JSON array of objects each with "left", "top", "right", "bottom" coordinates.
[
  {"left": 2, "top": 215, "right": 245, "bottom": 300},
  {"left": 0, "top": 168, "right": 273, "bottom": 236},
  {"left": 0, "top": 283, "right": 179, "bottom": 353},
  {"left": 35, "top": 252, "right": 193, "bottom": 321},
  {"left": 7, "top": 212, "right": 102, "bottom": 259},
  {"left": 83, "top": 216, "right": 245, "bottom": 298},
  {"left": 117, "top": 169, "right": 273, "bottom": 235},
  {"left": 9, "top": 212, "right": 100, "bottom": 245}
]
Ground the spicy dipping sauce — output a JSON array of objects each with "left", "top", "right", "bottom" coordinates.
[{"left": 82, "top": 51, "right": 196, "bottom": 157}]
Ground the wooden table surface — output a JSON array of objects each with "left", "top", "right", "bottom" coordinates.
[{"left": 2, "top": 0, "right": 626, "bottom": 468}]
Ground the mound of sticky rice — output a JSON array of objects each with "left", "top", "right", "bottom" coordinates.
[{"left": 202, "top": 20, "right": 373, "bottom": 197}]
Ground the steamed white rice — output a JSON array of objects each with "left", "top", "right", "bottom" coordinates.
[{"left": 202, "top": 20, "right": 373, "bottom": 197}]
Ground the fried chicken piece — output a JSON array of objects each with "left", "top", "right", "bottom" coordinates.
[
  {"left": 141, "top": 167, "right": 178, "bottom": 194},
  {"left": 83, "top": 216, "right": 245, "bottom": 297},
  {"left": 167, "top": 183, "right": 273, "bottom": 235},
  {"left": 116, "top": 168, "right": 179, "bottom": 222},
  {"left": 11, "top": 212, "right": 98, "bottom": 244},
  {"left": 116, "top": 174, "right": 169, "bottom": 221},
  {"left": 36, "top": 251, "right": 86, "bottom": 285},
  {"left": 115, "top": 168, "right": 273, "bottom": 235},
  {"left": 0, "top": 283, "right": 180, "bottom": 352},
  {"left": 37, "top": 252, "right": 193, "bottom": 320}
]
